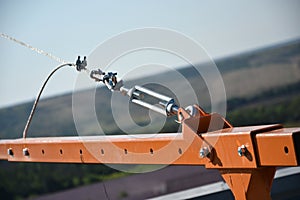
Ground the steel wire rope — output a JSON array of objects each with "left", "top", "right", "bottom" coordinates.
[
  {"left": 22, "top": 63, "right": 75, "bottom": 138},
  {"left": 21, "top": 62, "right": 111, "bottom": 200},
  {"left": 1, "top": 32, "right": 111, "bottom": 200},
  {"left": 0, "top": 33, "right": 68, "bottom": 64}
]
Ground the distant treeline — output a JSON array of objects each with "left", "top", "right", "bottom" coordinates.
[
  {"left": 0, "top": 162, "right": 122, "bottom": 200},
  {"left": 227, "top": 81, "right": 300, "bottom": 126}
]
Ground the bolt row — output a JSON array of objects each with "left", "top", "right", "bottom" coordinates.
[
  {"left": 199, "top": 145, "right": 249, "bottom": 158},
  {"left": 7, "top": 148, "right": 83, "bottom": 157},
  {"left": 7, "top": 147, "right": 185, "bottom": 157}
]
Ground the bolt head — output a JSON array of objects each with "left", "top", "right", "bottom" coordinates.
[
  {"left": 238, "top": 145, "right": 247, "bottom": 157},
  {"left": 200, "top": 147, "right": 210, "bottom": 158},
  {"left": 23, "top": 148, "right": 29, "bottom": 156},
  {"left": 7, "top": 148, "right": 13, "bottom": 156}
]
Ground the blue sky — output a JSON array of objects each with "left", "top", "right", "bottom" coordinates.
[{"left": 0, "top": 0, "right": 300, "bottom": 108}]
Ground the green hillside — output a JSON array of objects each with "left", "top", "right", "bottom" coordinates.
[
  {"left": 0, "top": 38, "right": 300, "bottom": 200},
  {"left": 227, "top": 81, "right": 300, "bottom": 126}
]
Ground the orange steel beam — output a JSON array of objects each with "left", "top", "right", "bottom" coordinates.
[
  {"left": 0, "top": 124, "right": 299, "bottom": 166},
  {"left": 0, "top": 106, "right": 300, "bottom": 200}
]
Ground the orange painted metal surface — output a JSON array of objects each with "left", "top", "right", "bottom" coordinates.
[
  {"left": 256, "top": 128, "right": 300, "bottom": 166},
  {"left": 1, "top": 122, "right": 299, "bottom": 168},
  {"left": 220, "top": 167, "right": 276, "bottom": 200},
  {"left": 0, "top": 133, "right": 205, "bottom": 165}
]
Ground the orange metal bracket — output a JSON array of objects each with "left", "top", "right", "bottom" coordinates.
[{"left": 0, "top": 105, "right": 300, "bottom": 200}]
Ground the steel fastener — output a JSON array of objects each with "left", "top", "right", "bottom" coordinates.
[
  {"left": 23, "top": 148, "right": 30, "bottom": 156},
  {"left": 7, "top": 148, "right": 13, "bottom": 156},
  {"left": 238, "top": 145, "right": 247, "bottom": 157},
  {"left": 200, "top": 147, "right": 210, "bottom": 158}
]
